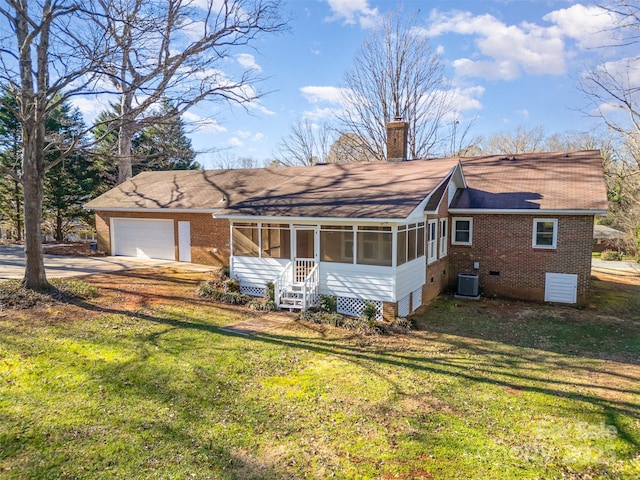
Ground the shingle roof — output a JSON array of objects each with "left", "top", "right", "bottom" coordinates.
[
  {"left": 85, "top": 150, "right": 608, "bottom": 219},
  {"left": 85, "top": 158, "right": 460, "bottom": 219},
  {"left": 450, "top": 150, "right": 608, "bottom": 212}
]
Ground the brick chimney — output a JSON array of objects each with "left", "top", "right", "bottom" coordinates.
[{"left": 386, "top": 116, "right": 408, "bottom": 162}]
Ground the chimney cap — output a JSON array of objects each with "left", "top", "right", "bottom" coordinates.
[{"left": 393, "top": 114, "right": 403, "bottom": 122}]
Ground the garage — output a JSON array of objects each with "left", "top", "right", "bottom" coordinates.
[{"left": 112, "top": 218, "right": 175, "bottom": 260}]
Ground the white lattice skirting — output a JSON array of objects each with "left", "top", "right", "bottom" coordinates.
[
  {"left": 240, "top": 286, "right": 266, "bottom": 297},
  {"left": 337, "top": 297, "right": 383, "bottom": 320}
]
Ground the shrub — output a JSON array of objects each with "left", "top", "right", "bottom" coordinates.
[
  {"left": 601, "top": 250, "right": 622, "bottom": 261},
  {"left": 317, "top": 295, "right": 337, "bottom": 313},
  {"left": 196, "top": 272, "right": 251, "bottom": 306},
  {"left": 389, "top": 317, "right": 413, "bottom": 332},
  {"left": 249, "top": 298, "right": 276, "bottom": 311},
  {"left": 360, "top": 301, "right": 379, "bottom": 321},
  {"left": 265, "top": 282, "right": 275, "bottom": 302},
  {"left": 223, "top": 278, "right": 240, "bottom": 293},
  {"left": 298, "top": 310, "right": 386, "bottom": 335}
]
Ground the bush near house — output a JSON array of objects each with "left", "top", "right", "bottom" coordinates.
[{"left": 601, "top": 250, "right": 623, "bottom": 261}]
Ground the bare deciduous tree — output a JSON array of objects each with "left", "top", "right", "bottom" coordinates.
[
  {"left": 276, "top": 119, "right": 335, "bottom": 166},
  {"left": 479, "top": 125, "right": 548, "bottom": 155},
  {"left": 581, "top": 0, "right": 640, "bottom": 254},
  {"left": 95, "top": 0, "right": 286, "bottom": 184},
  {"left": 0, "top": 0, "right": 103, "bottom": 289},
  {"left": 337, "top": 9, "right": 451, "bottom": 161}
]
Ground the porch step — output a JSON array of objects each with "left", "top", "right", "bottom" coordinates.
[{"left": 279, "top": 288, "right": 305, "bottom": 309}]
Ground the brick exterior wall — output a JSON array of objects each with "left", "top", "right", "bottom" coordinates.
[
  {"left": 448, "top": 214, "right": 595, "bottom": 304},
  {"left": 423, "top": 186, "right": 451, "bottom": 304},
  {"left": 95, "top": 211, "right": 231, "bottom": 267}
]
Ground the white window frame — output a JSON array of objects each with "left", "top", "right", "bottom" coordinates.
[
  {"left": 452, "top": 217, "right": 473, "bottom": 246},
  {"left": 439, "top": 218, "right": 448, "bottom": 257},
  {"left": 427, "top": 220, "right": 438, "bottom": 264},
  {"left": 533, "top": 218, "right": 558, "bottom": 249}
]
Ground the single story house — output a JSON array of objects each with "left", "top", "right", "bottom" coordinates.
[
  {"left": 593, "top": 224, "right": 625, "bottom": 252},
  {"left": 85, "top": 121, "right": 608, "bottom": 319}
]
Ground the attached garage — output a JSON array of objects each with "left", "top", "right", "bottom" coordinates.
[{"left": 111, "top": 218, "right": 175, "bottom": 260}]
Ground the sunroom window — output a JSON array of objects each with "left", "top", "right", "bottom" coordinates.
[
  {"left": 357, "top": 226, "right": 392, "bottom": 266},
  {"left": 397, "top": 222, "right": 425, "bottom": 266},
  {"left": 261, "top": 224, "right": 291, "bottom": 259},
  {"left": 320, "top": 226, "right": 354, "bottom": 263},
  {"left": 232, "top": 223, "right": 259, "bottom": 257}
]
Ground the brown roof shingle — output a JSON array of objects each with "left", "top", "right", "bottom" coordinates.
[
  {"left": 450, "top": 150, "right": 608, "bottom": 212},
  {"left": 85, "top": 150, "right": 608, "bottom": 219},
  {"left": 85, "top": 158, "right": 460, "bottom": 219}
]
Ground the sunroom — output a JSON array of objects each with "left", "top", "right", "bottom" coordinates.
[{"left": 228, "top": 220, "right": 429, "bottom": 319}]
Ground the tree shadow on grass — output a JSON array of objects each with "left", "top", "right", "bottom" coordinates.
[
  {"left": 409, "top": 278, "right": 640, "bottom": 367},
  {"left": 71, "top": 295, "right": 640, "bottom": 444}
]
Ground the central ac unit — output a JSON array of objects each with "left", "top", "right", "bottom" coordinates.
[{"left": 457, "top": 273, "right": 480, "bottom": 298}]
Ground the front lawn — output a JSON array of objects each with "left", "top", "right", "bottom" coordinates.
[{"left": 0, "top": 269, "right": 638, "bottom": 479}]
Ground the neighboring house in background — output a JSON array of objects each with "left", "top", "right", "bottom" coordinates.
[
  {"left": 85, "top": 121, "right": 608, "bottom": 319},
  {"left": 593, "top": 224, "right": 625, "bottom": 252}
]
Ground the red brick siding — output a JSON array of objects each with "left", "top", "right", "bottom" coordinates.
[
  {"left": 95, "top": 211, "right": 230, "bottom": 267},
  {"left": 448, "top": 214, "right": 594, "bottom": 303},
  {"left": 423, "top": 185, "right": 451, "bottom": 303}
]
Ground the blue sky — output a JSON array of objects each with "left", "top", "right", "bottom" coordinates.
[{"left": 72, "top": 1, "right": 633, "bottom": 169}]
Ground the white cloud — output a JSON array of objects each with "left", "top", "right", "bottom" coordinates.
[
  {"left": 425, "top": 10, "right": 566, "bottom": 80},
  {"left": 300, "top": 85, "right": 350, "bottom": 104},
  {"left": 543, "top": 4, "right": 620, "bottom": 49},
  {"left": 236, "top": 53, "right": 262, "bottom": 72},
  {"left": 181, "top": 20, "right": 207, "bottom": 41},
  {"left": 325, "top": 0, "right": 381, "bottom": 29},
  {"left": 69, "top": 96, "right": 110, "bottom": 120},
  {"left": 302, "top": 106, "right": 344, "bottom": 121},
  {"left": 228, "top": 137, "right": 243, "bottom": 148},
  {"left": 182, "top": 111, "right": 227, "bottom": 133},
  {"left": 449, "top": 86, "right": 485, "bottom": 112},
  {"left": 227, "top": 132, "right": 264, "bottom": 147}
]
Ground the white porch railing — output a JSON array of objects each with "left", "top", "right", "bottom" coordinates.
[
  {"left": 275, "top": 261, "right": 293, "bottom": 307},
  {"left": 302, "top": 263, "right": 319, "bottom": 310},
  {"left": 294, "top": 258, "right": 315, "bottom": 283},
  {"left": 275, "top": 261, "right": 319, "bottom": 310}
]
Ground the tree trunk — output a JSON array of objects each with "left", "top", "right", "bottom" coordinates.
[
  {"left": 56, "top": 208, "right": 63, "bottom": 242},
  {"left": 117, "top": 94, "right": 135, "bottom": 184},
  {"left": 21, "top": 132, "right": 48, "bottom": 290},
  {"left": 14, "top": 179, "right": 22, "bottom": 241},
  {"left": 22, "top": 161, "right": 49, "bottom": 290}
]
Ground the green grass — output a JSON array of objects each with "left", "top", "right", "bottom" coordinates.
[{"left": 0, "top": 275, "right": 639, "bottom": 479}]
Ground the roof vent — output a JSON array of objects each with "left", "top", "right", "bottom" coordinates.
[{"left": 511, "top": 156, "right": 517, "bottom": 161}]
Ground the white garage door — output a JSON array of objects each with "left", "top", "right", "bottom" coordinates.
[
  {"left": 112, "top": 218, "right": 175, "bottom": 260},
  {"left": 544, "top": 273, "right": 577, "bottom": 304}
]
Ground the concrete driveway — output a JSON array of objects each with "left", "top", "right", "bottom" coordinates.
[
  {"left": 592, "top": 259, "right": 640, "bottom": 277},
  {"left": 0, "top": 244, "right": 213, "bottom": 280}
]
